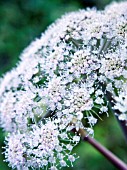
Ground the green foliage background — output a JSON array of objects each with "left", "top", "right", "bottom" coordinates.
[{"left": 0, "top": 0, "right": 126, "bottom": 170}]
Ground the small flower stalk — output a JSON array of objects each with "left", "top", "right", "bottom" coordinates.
[{"left": 0, "top": 1, "right": 127, "bottom": 169}]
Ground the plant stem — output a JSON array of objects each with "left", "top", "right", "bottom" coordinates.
[{"left": 79, "top": 129, "right": 127, "bottom": 170}]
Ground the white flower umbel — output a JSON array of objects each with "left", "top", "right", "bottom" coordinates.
[
  {"left": 44, "top": 76, "right": 66, "bottom": 111},
  {"left": 4, "top": 118, "right": 79, "bottom": 169},
  {"left": 4, "top": 132, "right": 27, "bottom": 170},
  {"left": 0, "top": 1, "right": 126, "bottom": 133},
  {"left": 99, "top": 48, "right": 127, "bottom": 80},
  {"left": 0, "top": 87, "right": 45, "bottom": 132},
  {"left": 69, "top": 49, "right": 100, "bottom": 77},
  {"left": 0, "top": 1, "right": 127, "bottom": 169},
  {"left": 113, "top": 83, "right": 127, "bottom": 122}
]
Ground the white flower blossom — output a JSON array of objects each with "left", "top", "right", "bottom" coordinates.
[
  {"left": 4, "top": 119, "right": 79, "bottom": 169},
  {"left": 113, "top": 83, "right": 127, "bottom": 122},
  {"left": 0, "top": 1, "right": 127, "bottom": 169},
  {"left": 4, "top": 133, "right": 27, "bottom": 169}
]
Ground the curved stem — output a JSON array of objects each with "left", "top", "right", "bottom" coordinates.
[{"left": 79, "top": 129, "right": 127, "bottom": 170}]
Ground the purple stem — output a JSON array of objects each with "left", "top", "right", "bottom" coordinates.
[{"left": 83, "top": 135, "right": 127, "bottom": 170}]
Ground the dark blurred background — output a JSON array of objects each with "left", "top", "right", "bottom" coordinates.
[{"left": 0, "top": 0, "right": 126, "bottom": 170}]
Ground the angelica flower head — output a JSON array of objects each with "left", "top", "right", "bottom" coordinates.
[
  {"left": 0, "top": 0, "right": 126, "bottom": 131},
  {"left": 113, "top": 83, "right": 127, "bottom": 122},
  {"left": 0, "top": 1, "right": 126, "bottom": 133},
  {"left": 4, "top": 118, "right": 80, "bottom": 169},
  {"left": 0, "top": 1, "right": 127, "bottom": 169}
]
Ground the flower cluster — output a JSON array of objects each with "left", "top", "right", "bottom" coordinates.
[
  {"left": 0, "top": 1, "right": 127, "bottom": 169},
  {"left": 4, "top": 119, "right": 80, "bottom": 170},
  {"left": 113, "top": 83, "right": 127, "bottom": 122}
]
